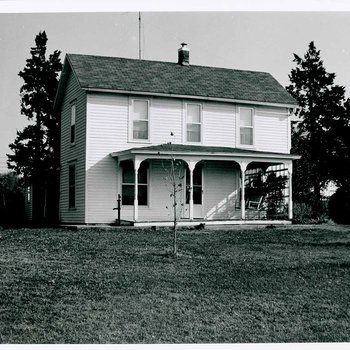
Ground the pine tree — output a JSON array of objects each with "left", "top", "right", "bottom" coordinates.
[
  {"left": 330, "top": 98, "right": 350, "bottom": 190},
  {"left": 7, "top": 31, "right": 62, "bottom": 224},
  {"left": 286, "top": 41, "right": 347, "bottom": 216}
]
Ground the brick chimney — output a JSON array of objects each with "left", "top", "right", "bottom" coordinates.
[{"left": 178, "top": 43, "right": 189, "bottom": 66}]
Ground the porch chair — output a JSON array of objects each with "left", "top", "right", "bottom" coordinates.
[
  {"left": 235, "top": 192, "right": 265, "bottom": 211},
  {"left": 246, "top": 195, "right": 264, "bottom": 210}
]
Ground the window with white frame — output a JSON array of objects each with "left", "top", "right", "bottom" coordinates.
[
  {"left": 239, "top": 108, "right": 254, "bottom": 146},
  {"left": 70, "top": 103, "right": 76, "bottom": 144},
  {"left": 186, "top": 104, "right": 201, "bottom": 143},
  {"left": 121, "top": 161, "right": 148, "bottom": 205},
  {"left": 131, "top": 100, "right": 149, "bottom": 140}
]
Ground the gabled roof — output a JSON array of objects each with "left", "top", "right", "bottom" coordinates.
[{"left": 55, "top": 53, "right": 297, "bottom": 109}]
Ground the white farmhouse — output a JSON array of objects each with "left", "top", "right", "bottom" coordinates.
[{"left": 54, "top": 44, "right": 299, "bottom": 226}]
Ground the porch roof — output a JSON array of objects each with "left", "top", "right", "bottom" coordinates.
[{"left": 110, "top": 144, "right": 300, "bottom": 163}]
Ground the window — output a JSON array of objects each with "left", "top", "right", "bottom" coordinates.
[
  {"left": 70, "top": 103, "right": 76, "bottom": 144},
  {"left": 186, "top": 104, "right": 201, "bottom": 143},
  {"left": 68, "top": 163, "right": 76, "bottom": 208},
  {"left": 186, "top": 164, "right": 202, "bottom": 204},
  {"left": 240, "top": 108, "right": 254, "bottom": 146},
  {"left": 131, "top": 100, "right": 149, "bottom": 140},
  {"left": 122, "top": 161, "right": 148, "bottom": 205},
  {"left": 26, "top": 186, "right": 31, "bottom": 203}
]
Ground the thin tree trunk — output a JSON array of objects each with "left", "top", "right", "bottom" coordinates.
[
  {"left": 312, "top": 181, "right": 322, "bottom": 216},
  {"left": 173, "top": 177, "right": 177, "bottom": 256}
]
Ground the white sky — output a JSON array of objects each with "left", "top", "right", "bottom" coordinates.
[{"left": 1, "top": 1, "right": 350, "bottom": 172}]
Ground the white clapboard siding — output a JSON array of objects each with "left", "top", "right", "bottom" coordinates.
[
  {"left": 85, "top": 95, "right": 183, "bottom": 223},
  {"left": 254, "top": 106, "right": 289, "bottom": 153},
  {"left": 151, "top": 97, "right": 183, "bottom": 144},
  {"left": 204, "top": 161, "right": 240, "bottom": 220},
  {"left": 86, "top": 93, "right": 129, "bottom": 168},
  {"left": 85, "top": 155, "right": 118, "bottom": 223},
  {"left": 203, "top": 102, "right": 236, "bottom": 147},
  {"left": 60, "top": 69, "right": 86, "bottom": 223},
  {"left": 86, "top": 93, "right": 129, "bottom": 223}
]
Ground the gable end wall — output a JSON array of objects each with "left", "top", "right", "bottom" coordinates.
[{"left": 59, "top": 69, "right": 87, "bottom": 223}]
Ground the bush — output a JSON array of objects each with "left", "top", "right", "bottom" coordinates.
[
  {"left": 329, "top": 188, "right": 350, "bottom": 224},
  {"left": 293, "top": 202, "right": 313, "bottom": 224},
  {"left": 293, "top": 202, "right": 328, "bottom": 224}
]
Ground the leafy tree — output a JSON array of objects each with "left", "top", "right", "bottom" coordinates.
[
  {"left": 7, "top": 31, "right": 62, "bottom": 224},
  {"left": 286, "top": 41, "right": 347, "bottom": 216}
]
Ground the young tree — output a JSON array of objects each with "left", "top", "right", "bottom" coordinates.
[
  {"left": 160, "top": 136, "right": 185, "bottom": 256},
  {"left": 7, "top": 31, "right": 62, "bottom": 224},
  {"left": 286, "top": 41, "right": 347, "bottom": 216}
]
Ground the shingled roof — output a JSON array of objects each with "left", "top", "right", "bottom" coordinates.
[{"left": 55, "top": 53, "right": 297, "bottom": 107}]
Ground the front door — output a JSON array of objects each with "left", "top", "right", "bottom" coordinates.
[{"left": 183, "top": 164, "right": 203, "bottom": 218}]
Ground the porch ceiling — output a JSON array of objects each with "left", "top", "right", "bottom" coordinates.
[{"left": 110, "top": 144, "right": 300, "bottom": 164}]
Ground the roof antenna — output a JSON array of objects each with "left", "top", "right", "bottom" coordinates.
[{"left": 138, "top": 12, "right": 142, "bottom": 59}]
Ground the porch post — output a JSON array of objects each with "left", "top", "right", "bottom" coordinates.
[
  {"left": 188, "top": 161, "right": 197, "bottom": 221},
  {"left": 240, "top": 161, "right": 248, "bottom": 220},
  {"left": 133, "top": 158, "right": 141, "bottom": 222},
  {"left": 287, "top": 162, "right": 293, "bottom": 220}
]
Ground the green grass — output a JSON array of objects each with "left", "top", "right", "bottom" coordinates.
[{"left": 0, "top": 225, "right": 349, "bottom": 343}]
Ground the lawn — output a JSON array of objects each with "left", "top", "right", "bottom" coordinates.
[{"left": 0, "top": 225, "right": 349, "bottom": 343}]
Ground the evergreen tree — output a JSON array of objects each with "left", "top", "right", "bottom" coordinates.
[
  {"left": 286, "top": 41, "right": 347, "bottom": 216},
  {"left": 7, "top": 31, "right": 62, "bottom": 224},
  {"left": 330, "top": 98, "right": 350, "bottom": 190}
]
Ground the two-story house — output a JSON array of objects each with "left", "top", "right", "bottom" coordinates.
[{"left": 54, "top": 44, "right": 299, "bottom": 226}]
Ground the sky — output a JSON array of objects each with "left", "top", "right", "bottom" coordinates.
[{"left": 1, "top": 1, "right": 350, "bottom": 172}]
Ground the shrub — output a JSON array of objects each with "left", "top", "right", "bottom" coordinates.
[
  {"left": 264, "top": 172, "right": 288, "bottom": 219},
  {"left": 293, "top": 202, "right": 328, "bottom": 224},
  {"left": 293, "top": 202, "right": 313, "bottom": 224},
  {"left": 329, "top": 188, "right": 350, "bottom": 224}
]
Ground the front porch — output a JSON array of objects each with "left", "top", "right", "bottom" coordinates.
[{"left": 110, "top": 144, "right": 299, "bottom": 224}]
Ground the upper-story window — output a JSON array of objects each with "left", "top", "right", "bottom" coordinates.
[
  {"left": 186, "top": 104, "right": 202, "bottom": 143},
  {"left": 239, "top": 107, "right": 254, "bottom": 146},
  {"left": 131, "top": 100, "right": 149, "bottom": 141},
  {"left": 70, "top": 103, "right": 76, "bottom": 144}
]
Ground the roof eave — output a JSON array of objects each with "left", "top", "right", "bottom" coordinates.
[
  {"left": 54, "top": 54, "right": 83, "bottom": 111},
  {"left": 110, "top": 148, "right": 300, "bottom": 161},
  {"left": 84, "top": 87, "right": 298, "bottom": 109},
  {"left": 53, "top": 56, "right": 70, "bottom": 110}
]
